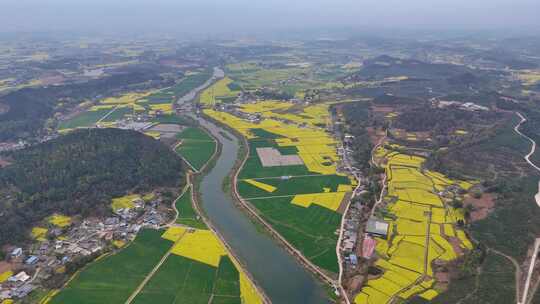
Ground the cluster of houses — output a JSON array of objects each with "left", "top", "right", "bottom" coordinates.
[
  {"left": 0, "top": 140, "right": 27, "bottom": 153},
  {"left": 433, "top": 99, "right": 490, "bottom": 112},
  {"left": 340, "top": 201, "right": 390, "bottom": 274},
  {"left": 0, "top": 247, "right": 35, "bottom": 300},
  {"left": 337, "top": 133, "right": 367, "bottom": 181},
  {"left": 0, "top": 194, "right": 170, "bottom": 302},
  {"left": 341, "top": 202, "right": 363, "bottom": 269}
]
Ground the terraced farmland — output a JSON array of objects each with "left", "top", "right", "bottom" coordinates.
[
  {"left": 204, "top": 100, "right": 356, "bottom": 274},
  {"left": 354, "top": 145, "right": 474, "bottom": 304},
  {"left": 175, "top": 127, "right": 217, "bottom": 171}
]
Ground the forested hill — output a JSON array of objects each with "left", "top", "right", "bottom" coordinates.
[
  {"left": 0, "top": 128, "right": 184, "bottom": 246},
  {"left": 0, "top": 68, "right": 166, "bottom": 141}
]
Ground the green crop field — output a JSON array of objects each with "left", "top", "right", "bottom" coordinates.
[
  {"left": 238, "top": 174, "right": 350, "bottom": 198},
  {"left": 132, "top": 254, "right": 215, "bottom": 304},
  {"left": 226, "top": 64, "right": 306, "bottom": 90},
  {"left": 132, "top": 255, "right": 241, "bottom": 304},
  {"left": 141, "top": 70, "right": 213, "bottom": 105},
  {"left": 176, "top": 127, "right": 213, "bottom": 141},
  {"left": 58, "top": 108, "right": 111, "bottom": 130},
  {"left": 100, "top": 106, "right": 132, "bottom": 122},
  {"left": 175, "top": 127, "right": 216, "bottom": 171},
  {"left": 234, "top": 131, "right": 346, "bottom": 273},
  {"left": 144, "top": 91, "right": 174, "bottom": 104},
  {"left": 170, "top": 70, "right": 213, "bottom": 97},
  {"left": 213, "top": 256, "right": 241, "bottom": 298},
  {"left": 249, "top": 197, "right": 340, "bottom": 272},
  {"left": 247, "top": 138, "right": 301, "bottom": 156},
  {"left": 151, "top": 114, "right": 190, "bottom": 125},
  {"left": 176, "top": 141, "right": 216, "bottom": 171},
  {"left": 50, "top": 229, "right": 172, "bottom": 304},
  {"left": 238, "top": 138, "right": 314, "bottom": 179},
  {"left": 250, "top": 128, "right": 283, "bottom": 139},
  {"left": 239, "top": 156, "right": 311, "bottom": 179},
  {"left": 175, "top": 187, "right": 207, "bottom": 229}
]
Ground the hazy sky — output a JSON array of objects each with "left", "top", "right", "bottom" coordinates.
[{"left": 1, "top": 0, "right": 539, "bottom": 34}]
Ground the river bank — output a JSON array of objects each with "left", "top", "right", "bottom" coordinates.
[{"left": 192, "top": 113, "right": 331, "bottom": 303}]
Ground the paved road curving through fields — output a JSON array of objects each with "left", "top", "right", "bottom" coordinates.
[{"left": 513, "top": 112, "right": 540, "bottom": 304}]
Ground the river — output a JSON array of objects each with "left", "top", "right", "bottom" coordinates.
[{"left": 194, "top": 116, "right": 330, "bottom": 304}]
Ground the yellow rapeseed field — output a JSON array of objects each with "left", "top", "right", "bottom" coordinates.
[
  {"left": 89, "top": 104, "right": 117, "bottom": 111},
  {"left": 0, "top": 271, "right": 13, "bottom": 283},
  {"left": 113, "top": 240, "right": 126, "bottom": 248},
  {"left": 149, "top": 103, "right": 173, "bottom": 114},
  {"left": 100, "top": 92, "right": 151, "bottom": 104},
  {"left": 142, "top": 193, "right": 156, "bottom": 202},
  {"left": 419, "top": 289, "right": 439, "bottom": 300},
  {"left": 47, "top": 214, "right": 72, "bottom": 228},
  {"left": 244, "top": 179, "right": 277, "bottom": 192},
  {"left": 239, "top": 100, "right": 292, "bottom": 114},
  {"left": 199, "top": 77, "right": 239, "bottom": 106},
  {"left": 161, "top": 226, "right": 186, "bottom": 242},
  {"left": 291, "top": 192, "right": 346, "bottom": 211},
  {"left": 169, "top": 229, "right": 226, "bottom": 267},
  {"left": 205, "top": 105, "right": 343, "bottom": 176},
  {"left": 111, "top": 194, "right": 141, "bottom": 212},
  {"left": 32, "top": 227, "right": 48, "bottom": 242},
  {"left": 356, "top": 147, "right": 474, "bottom": 303},
  {"left": 161, "top": 227, "right": 264, "bottom": 303},
  {"left": 239, "top": 272, "right": 263, "bottom": 304},
  {"left": 144, "top": 131, "right": 161, "bottom": 139}
]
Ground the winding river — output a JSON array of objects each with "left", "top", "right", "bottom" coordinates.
[{"left": 194, "top": 116, "right": 330, "bottom": 304}]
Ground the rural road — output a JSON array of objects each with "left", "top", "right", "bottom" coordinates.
[
  {"left": 124, "top": 228, "right": 188, "bottom": 304},
  {"left": 513, "top": 112, "right": 540, "bottom": 304}
]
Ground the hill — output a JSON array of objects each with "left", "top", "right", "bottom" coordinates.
[
  {"left": 0, "top": 67, "right": 166, "bottom": 141},
  {"left": 0, "top": 128, "right": 185, "bottom": 247}
]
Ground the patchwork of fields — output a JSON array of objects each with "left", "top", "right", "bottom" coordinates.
[
  {"left": 199, "top": 77, "right": 241, "bottom": 106},
  {"left": 49, "top": 186, "right": 264, "bottom": 304},
  {"left": 135, "top": 225, "right": 262, "bottom": 304},
  {"left": 224, "top": 61, "right": 345, "bottom": 95},
  {"left": 49, "top": 229, "right": 173, "bottom": 304},
  {"left": 59, "top": 70, "right": 211, "bottom": 131},
  {"left": 354, "top": 146, "right": 473, "bottom": 304},
  {"left": 204, "top": 100, "right": 356, "bottom": 274}
]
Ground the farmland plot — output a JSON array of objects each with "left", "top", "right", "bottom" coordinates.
[
  {"left": 49, "top": 229, "right": 172, "bottom": 304},
  {"left": 175, "top": 127, "right": 216, "bottom": 171},
  {"left": 354, "top": 146, "right": 474, "bottom": 304},
  {"left": 203, "top": 100, "right": 355, "bottom": 273}
]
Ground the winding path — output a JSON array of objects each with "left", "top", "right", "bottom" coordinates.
[{"left": 513, "top": 112, "right": 540, "bottom": 304}]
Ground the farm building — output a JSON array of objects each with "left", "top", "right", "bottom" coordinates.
[
  {"left": 8, "top": 271, "right": 30, "bottom": 283},
  {"left": 24, "top": 256, "right": 38, "bottom": 265},
  {"left": 10, "top": 248, "right": 22, "bottom": 258},
  {"left": 365, "top": 218, "right": 389, "bottom": 239}
]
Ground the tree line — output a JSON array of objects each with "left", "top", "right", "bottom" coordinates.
[{"left": 0, "top": 128, "right": 185, "bottom": 247}]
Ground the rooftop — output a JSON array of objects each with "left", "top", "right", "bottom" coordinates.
[{"left": 366, "top": 217, "right": 389, "bottom": 237}]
